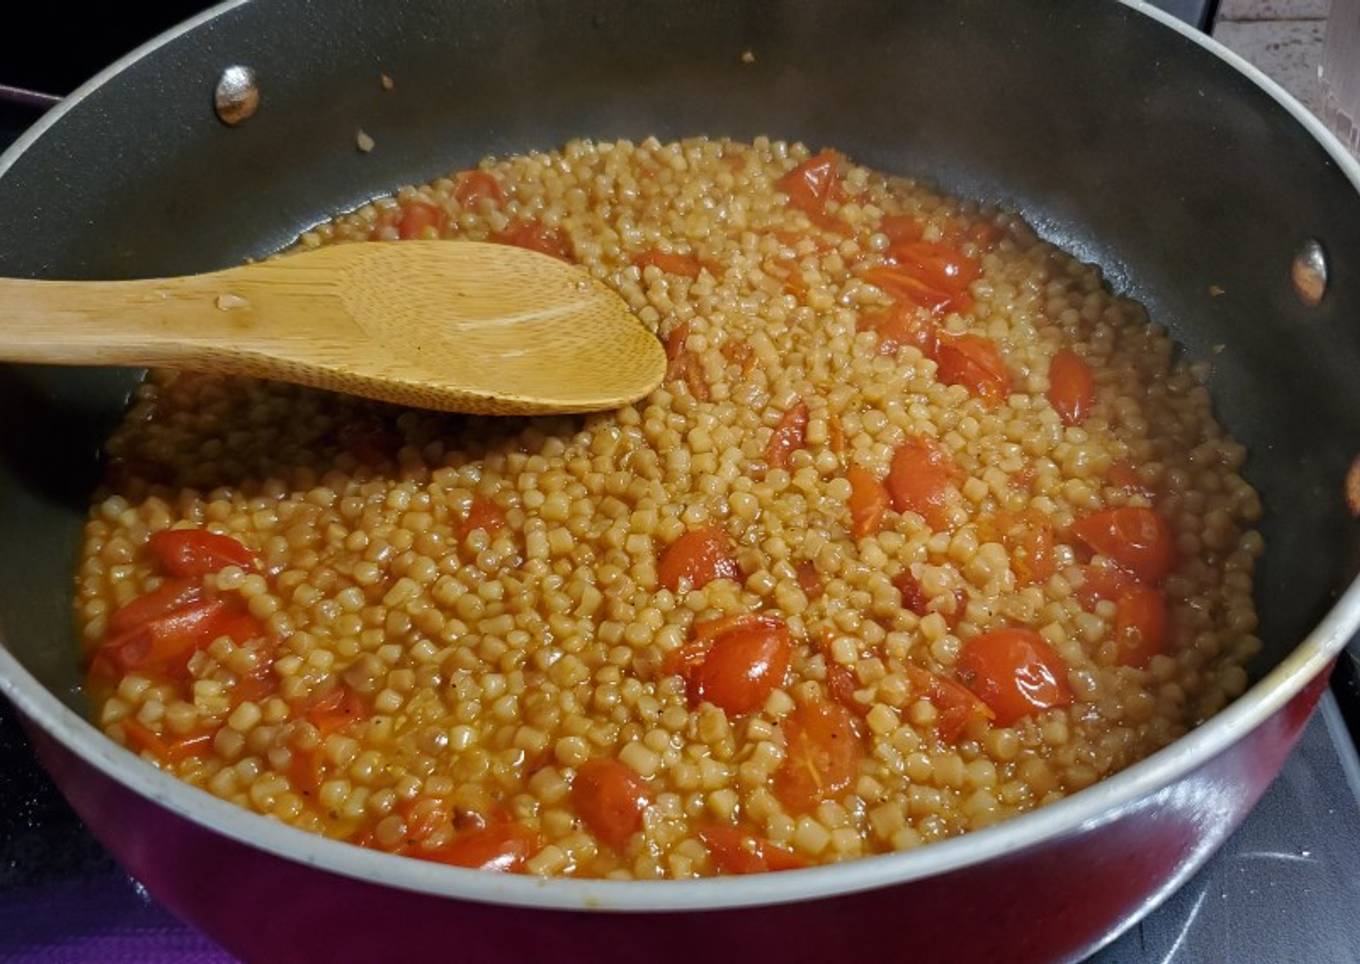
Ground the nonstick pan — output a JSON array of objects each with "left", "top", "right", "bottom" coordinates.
[{"left": 1, "top": 1, "right": 1358, "bottom": 961}]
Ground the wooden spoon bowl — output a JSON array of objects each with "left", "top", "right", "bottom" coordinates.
[{"left": 0, "top": 241, "right": 667, "bottom": 415}]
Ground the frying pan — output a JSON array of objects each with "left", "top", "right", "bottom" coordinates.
[{"left": 1, "top": 1, "right": 1358, "bottom": 961}]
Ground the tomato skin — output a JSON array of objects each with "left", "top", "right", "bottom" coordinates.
[
  {"left": 107, "top": 578, "right": 203, "bottom": 635},
  {"left": 425, "top": 822, "right": 540, "bottom": 873},
  {"left": 1113, "top": 586, "right": 1169, "bottom": 668},
  {"left": 773, "top": 699, "right": 864, "bottom": 813},
  {"left": 147, "top": 529, "right": 256, "bottom": 577},
  {"left": 1075, "top": 558, "right": 1139, "bottom": 609},
  {"left": 698, "top": 823, "right": 807, "bottom": 874},
  {"left": 858, "top": 303, "right": 939, "bottom": 357},
  {"left": 214, "top": 609, "right": 267, "bottom": 645},
  {"left": 688, "top": 615, "right": 791, "bottom": 716},
  {"left": 1071, "top": 507, "right": 1177, "bottom": 584},
  {"left": 846, "top": 465, "right": 890, "bottom": 538},
  {"left": 121, "top": 719, "right": 215, "bottom": 764},
  {"left": 1106, "top": 460, "right": 1156, "bottom": 498},
  {"left": 453, "top": 170, "right": 506, "bottom": 207},
  {"left": 636, "top": 249, "right": 704, "bottom": 279},
  {"left": 795, "top": 560, "right": 823, "bottom": 598},
  {"left": 662, "top": 320, "right": 710, "bottom": 401},
  {"left": 458, "top": 497, "right": 505, "bottom": 539},
  {"left": 935, "top": 334, "right": 1010, "bottom": 404},
  {"left": 777, "top": 150, "right": 842, "bottom": 226},
  {"left": 983, "top": 510, "right": 1057, "bottom": 586},
  {"left": 861, "top": 265, "right": 957, "bottom": 316},
  {"left": 905, "top": 666, "right": 994, "bottom": 743},
  {"left": 887, "top": 437, "right": 956, "bottom": 531},
  {"left": 397, "top": 201, "right": 446, "bottom": 240},
  {"left": 657, "top": 526, "right": 741, "bottom": 591},
  {"left": 493, "top": 220, "right": 572, "bottom": 260},
  {"left": 1048, "top": 348, "right": 1096, "bottom": 427},
  {"left": 765, "top": 401, "right": 809, "bottom": 470},
  {"left": 302, "top": 684, "right": 368, "bottom": 736},
  {"left": 99, "top": 599, "right": 228, "bottom": 674},
  {"left": 879, "top": 214, "right": 924, "bottom": 244},
  {"left": 572, "top": 758, "right": 652, "bottom": 851},
  {"left": 888, "top": 241, "right": 981, "bottom": 294},
  {"left": 893, "top": 569, "right": 966, "bottom": 628},
  {"left": 958, "top": 628, "right": 1072, "bottom": 725}
]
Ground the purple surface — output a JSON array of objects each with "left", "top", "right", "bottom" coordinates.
[{"left": 0, "top": 697, "right": 230, "bottom": 963}]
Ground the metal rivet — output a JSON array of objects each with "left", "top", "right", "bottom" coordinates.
[
  {"left": 1291, "top": 239, "right": 1327, "bottom": 307},
  {"left": 214, "top": 65, "right": 259, "bottom": 126}
]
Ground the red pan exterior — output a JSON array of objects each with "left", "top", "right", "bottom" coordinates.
[{"left": 22, "top": 666, "right": 1333, "bottom": 964}]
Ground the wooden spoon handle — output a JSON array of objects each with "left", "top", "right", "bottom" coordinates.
[{"left": 0, "top": 268, "right": 348, "bottom": 370}]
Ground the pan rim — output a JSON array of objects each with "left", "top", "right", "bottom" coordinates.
[{"left": 0, "top": 0, "right": 1357, "bottom": 915}]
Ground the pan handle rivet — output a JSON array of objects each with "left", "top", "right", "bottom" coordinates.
[
  {"left": 215, "top": 65, "right": 260, "bottom": 126},
  {"left": 1291, "top": 239, "right": 1327, "bottom": 307}
]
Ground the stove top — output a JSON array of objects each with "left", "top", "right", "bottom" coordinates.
[{"left": 3, "top": 1, "right": 1355, "bottom": 960}]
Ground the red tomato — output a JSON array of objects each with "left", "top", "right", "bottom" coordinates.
[
  {"left": 765, "top": 400, "right": 809, "bottom": 469},
  {"left": 662, "top": 320, "right": 709, "bottom": 400},
  {"left": 453, "top": 170, "right": 506, "bottom": 207},
  {"left": 1113, "top": 586, "right": 1169, "bottom": 668},
  {"left": 121, "top": 719, "right": 215, "bottom": 764},
  {"left": 984, "top": 510, "right": 1057, "bottom": 586},
  {"left": 658, "top": 526, "right": 741, "bottom": 591},
  {"left": 1047, "top": 348, "right": 1096, "bottom": 427},
  {"left": 303, "top": 684, "right": 368, "bottom": 736},
  {"left": 231, "top": 665, "right": 277, "bottom": 705},
  {"left": 894, "top": 569, "right": 931, "bottom": 615},
  {"left": 425, "top": 822, "right": 540, "bottom": 873},
  {"left": 398, "top": 796, "right": 454, "bottom": 844},
  {"left": 214, "top": 608, "right": 268, "bottom": 645},
  {"left": 795, "top": 560, "right": 823, "bottom": 598},
  {"left": 1071, "top": 507, "right": 1177, "bottom": 584},
  {"left": 825, "top": 662, "right": 863, "bottom": 715},
  {"left": 99, "top": 599, "right": 228, "bottom": 674},
  {"left": 905, "top": 666, "right": 995, "bottom": 743},
  {"left": 572, "top": 758, "right": 651, "bottom": 851},
  {"left": 397, "top": 201, "right": 446, "bottom": 239},
  {"left": 107, "top": 578, "right": 203, "bottom": 635},
  {"left": 1075, "top": 558, "right": 1139, "bottom": 609},
  {"left": 861, "top": 265, "right": 957, "bottom": 316},
  {"left": 958, "top": 628, "right": 1072, "bottom": 725},
  {"left": 287, "top": 745, "right": 326, "bottom": 796},
  {"left": 664, "top": 321, "right": 691, "bottom": 379},
  {"left": 888, "top": 241, "right": 981, "bottom": 294},
  {"left": 493, "top": 220, "right": 572, "bottom": 260},
  {"left": 458, "top": 497, "right": 506, "bottom": 539},
  {"left": 773, "top": 699, "right": 864, "bottom": 813},
  {"left": 846, "top": 465, "right": 890, "bottom": 539},
  {"left": 688, "top": 614, "right": 791, "bottom": 716},
  {"left": 893, "top": 569, "right": 966, "bottom": 628},
  {"left": 935, "top": 334, "right": 1011, "bottom": 404},
  {"left": 698, "top": 823, "right": 807, "bottom": 874},
  {"left": 147, "top": 529, "right": 256, "bottom": 577},
  {"left": 1106, "top": 460, "right": 1156, "bottom": 498},
  {"left": 635, "top": 248, "right": 704, "bottom": 279},
  {"left": 967, "top": 220, "right": 1004, "bottom": 251},
  {"left": 887, "top": 437, "right": 956, "bottom": 531},
  {"left": 879, "top": 214, "right": 924, "bottom": 244},
  {"left": 777, "top": 150, "right": 842, "bottom": 226},
  {"left": 857, "top": 303, "right": 939, "bottom": 357}
]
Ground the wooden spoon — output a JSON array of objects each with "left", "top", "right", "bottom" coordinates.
[{"left": 0, "top": 241, "right": 667, "bottom": 415}]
